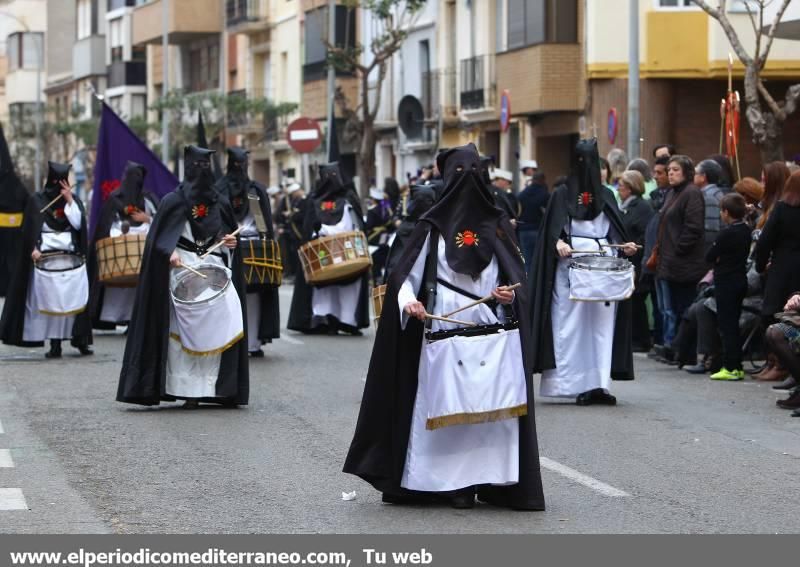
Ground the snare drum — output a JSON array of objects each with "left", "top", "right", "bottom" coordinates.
[
  {"left": 297, "top": 230, "right": 371, "bottom": 285},
  {"left": 568, "top": 255, "right": 634, "bottom": 302},
  {"left": 371, "top": 284, "right": 387, "bottom": 328},
  {"left": 96, "top": 233, "right": 146, "bottom": 287},
  {"left": 33, "top": 252, "right": 89, "bottom": 316},
  {"left": 239, "top": 238, "right": 283, "bottom": 288},
  {"left": 169, "top": 264, "right": 244, "bottom": 355}
]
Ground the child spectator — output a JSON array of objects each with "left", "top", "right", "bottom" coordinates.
[{"left": 706, "top": 193, "right": 752, "bottom": 380}]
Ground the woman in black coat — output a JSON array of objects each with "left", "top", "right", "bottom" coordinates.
[{"left": 619, "top": 170, "right": 655, "bottom": 351}]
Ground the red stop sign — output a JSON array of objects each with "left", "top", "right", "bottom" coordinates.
[{"left": 287, "top": 117, "right": 322, "bottom": 154}]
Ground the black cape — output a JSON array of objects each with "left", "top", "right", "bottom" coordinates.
[
  {"left": 116, "top": 189, "right": 249, "bottom": 406},
  {"left": 87, "top": 192, "right": 159, "bottom": 330},
  {"left": 343, "top": 218, "right": 545, "bottom": 510},
  {"left": 287, "top": 187, "right": 370, "bottom": 332},
  {"left": 216, "top": 178, "right": 281, "bottom": 344},
  {"left": 528, "top": 183, "right": 634, "bottom": 380},
  {"left": 0, "top": 152, "right": 28, "bottom": 297},
  {"left": 0, "top": 195, "right": 93, "bottom": 347}
]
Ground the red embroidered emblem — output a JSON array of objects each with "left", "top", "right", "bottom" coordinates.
[
  {"left": 321, "top": 201, "right": 336, "bottom": 212},
  {"left": 232, "top": 197, "right": 243, "bottom": 209},
  {"left": 579, "top": 192, "right": 593, "bottom": 206},
  {"left": 456, "top": 230, "right": 479, "bottom": 248},
  {"left": 124, "top": 205, "right": 139, "bottom": 216},
  {"left": 191, "top": 204, "right": 209, "bottom": 219},
  {"left": 52, "top": 208, "right": 65, "bottom": 219},
  {"left": 101, "top": 179, "right": 121, "bottom": 201}
]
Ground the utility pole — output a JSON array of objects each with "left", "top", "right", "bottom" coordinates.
[
  {"left": 627, "top": 0, "right": 640, "bottom": 159},
  {"left": 161, "top": 0, "right": 170, "bottom": 166},
  {"left": 325, "top": 0, "right": 336, "bottom": 159}
]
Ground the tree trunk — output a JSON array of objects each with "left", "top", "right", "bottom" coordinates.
[
  {"left": 742, "top": 65, "right": 785, "bottom": 166},
  {"left": 358, "top": 118, "right": 377, "bottom": 199},
  {"left": 758, "top": 112, "right": 785, "bottom": 164}
]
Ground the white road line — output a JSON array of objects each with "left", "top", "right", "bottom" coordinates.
[
  {"left": 540, "top": 457, "right": 630, "bottom": 497},
  {"left": 0, "top": 488, "right": 27, "bottom": 510},
  {"left": 281, "top": 335, "right": 305, "bottom": 346},
  {"left": 0, "top": 449, "right": 13, "bottom": 468},
  {"left": 0, "top": 419, "right": 4, "bottom": 434}
]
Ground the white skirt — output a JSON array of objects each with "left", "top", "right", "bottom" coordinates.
[{"left": 32, "top": 264, "right": 89, "bottom": 316}]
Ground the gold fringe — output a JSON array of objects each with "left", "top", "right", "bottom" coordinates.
[
  {"left": 169, "top": 331, "right": 244, "bottom": 356},
  {"left": 38, "top": 306, "right": 87, "bottom": 316},
  {"left": 425, "top": 404, "right": 528, "bottom": 431}
]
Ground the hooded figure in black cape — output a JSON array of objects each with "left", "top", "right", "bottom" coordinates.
[
  {"left": 528, "top": 138, "right": 635, "bottom": 406},
  {"left": 0, "top": 123, "right": 29, "bottom": 297},
  {"left": 117, "top": 146, "right": 248, "bottom": 407},
  {"left": 215, "top": 146, "right": 280, "bottom": 356},
  {"left": 0, "top": 161, "right": 93, "bottom": 356},
  {"left": 344, "top": 143, "right": 545, "bottom": 511},
  {"left": 88, "top": 161, "right": 159, "bottom": 329},
  {"left": 381, "top": 184, "right": 436, "bottom": 282},
  {"left": 287, "top": 162, "right": 370, "bottom": 335}
]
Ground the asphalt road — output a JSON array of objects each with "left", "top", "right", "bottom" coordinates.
[{"left": 0, "top": 288, "right": 798, "bottom": 534}]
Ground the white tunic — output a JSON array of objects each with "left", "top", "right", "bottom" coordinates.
[
  {"left": 239, "top": 210, "right": 264, "bottom": 351},
  {"left": 23, "top": 202, "right": 85, "bottom": 342},
  {"left": 165, "top": 222, "right": 233, "bottom": 399},
  {"left": 311, "top": 204, "right": 361, "bottom": 327},
  {"left": 99, "top": 199, "right": 156, "bottom": 324},
  {"left": 539, "top": 213, "right": 620, "bottom": 398},
  {"left": 397, "top": 234, "right": 521, "bottom": 492}
]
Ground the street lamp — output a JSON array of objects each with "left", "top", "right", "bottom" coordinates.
[{"left": 0, "top": 11, "right": 43, "bottom": 192}]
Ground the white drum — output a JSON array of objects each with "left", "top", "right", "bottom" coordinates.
[
  {"left": 169, "top": 263, "right": 244, "bottom": 355},
  {"left": 32, "top": 252, "right": 89, "bottom": 316},
  {"left": 568, "top": 255, "right": 635, "bottom": 302},
  {"left": 419, "top": 326, "right": 528, "bottom": 430}
]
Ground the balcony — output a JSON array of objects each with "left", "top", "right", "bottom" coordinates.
[
  {"left": 107, "top": 60, "right": 147, "bottom": 88},
  {"left": 226, "top": 0, "right": 268, "bottom": 34},
  {"left": 460, "top": 55, "right": 496, "bottom": 112},
  {"left": 226, "top": 88, "right": 289, "bottom": 143},
  {"left": 73, "top": 35, "right": 106, "bottom": 80},
  {"left": 132, "top": 0, "right": 222, "bottom": 46},
  {"left": 421, "top": 68, "right": 458, "bottom": 119}
]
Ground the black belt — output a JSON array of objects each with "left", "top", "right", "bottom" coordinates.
[
  {"left": 176, "top": 236, "right": 221, "bottom": 257},
  {"left": 425, "top": 321, "right": 519, "bottom": 342},
  {"left": 436, "top": 277, "right": 499, "bottom": 311}
]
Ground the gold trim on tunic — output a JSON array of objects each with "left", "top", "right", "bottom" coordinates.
[
  {"left": 169, "top": 331, "right": 244, "bottom": 356},
  {"left": 425, "top": 403, "right": 528, "bottom": 431}
]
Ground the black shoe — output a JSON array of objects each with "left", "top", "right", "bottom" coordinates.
[
  {"left": 576, "top": 391, "right": 595, "bottom": 406},
  {"left": 591, "top": 389, "right": 617, "bottom": 406},
  {"left": 381, "top": 492, "right": 434, "bottom": 505},
  {"left": 684, "top": 363, "right": 707, "bottom": 375},
  {"left": 773, "top": 376, "right": 797, "bottom": 391},
  {"left": 776, "top": 389, "right": 800, "bottom": 410},
  {"left": 182, "top": 400, "right": 200, "bottom": 409},
  {"left": 249, "top": 349, "right": 265, "bottom": 358},
  {"left": 449, "top": 488, "right": 475, "bottom": 509},
  {"left": 45, "top": 340, "right": 62, "bottom": 359},
  {"left": 77, "top": 345, "right": 93, "bottom": 356},
  {"left": 792, "top": 409, "right": 800, "bottom": 417}
]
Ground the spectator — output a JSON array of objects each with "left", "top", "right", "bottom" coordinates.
[
  {"left": 619, "top": 170, "right": 655, "bottom": 351},
  {"left": 694, "top": 159, "right": 727, "bottom": 253},
  {"left": 607, "top": 148, "right": 628, "bottom": 188},
  {"left": 383, "top": 177, "right": 400, "bottom": 211},
  {"left": 710, "top": 154, "right": 736, "bottom": 192},
  {"left": 757, "top": 161, "right": 791, "bottom": 230},
  {"left": 518, "top": 171, "right": 550, "bottom": 274},
  {"left": 706, "top": 193, "right": 752, "bottom": 381},
  {"left": 649, "top": 156, "right": 671, "bottom": 212},
  {"left": 652, "top": 144, "right": 676, "bottom": 159},
  {"left": 627, "top": 158, "right": 657, "bottom": 200},
  {"left": 766, "top": 293, "right": 800, "bottom": 410},
  {"left": 655, "top": 155, "right": 706, "bottom": 363},
  {"left": 599, "top": 157, "right": 614, "bottom": 191},
  {"left": 734, "top": 177, "right": 764, "bottom": 228}
]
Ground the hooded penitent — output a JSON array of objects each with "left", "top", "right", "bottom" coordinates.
[
  {"left": 312, "top": 162, "right": 350, "bottom": 226},
  {"left": 221, "top": 146, "right": 251, "bottom": 222},
  {"left": 108, "top": 161, "right": 148, "bottom": 227},
  {"left": 40, "top": 161, "right": 73, "bottom": 232},
  {"left": 407, "top": 185, "right": 436, "bottom": 221},
  {"left": 421, "top": 143, "right": 501, "bottom": 279},
  {"left": 566, "top": 138, "right": 604, "bottom": 221},
  {"left": 180, "top": 145, "right": 221, "bottom": 242}
]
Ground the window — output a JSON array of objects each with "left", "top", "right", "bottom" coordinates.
[
  {"left": 131, "top": 94, "right": 147, "bottom": 118},
  {"left": 107, "top": 0, "right": 136, "bottom": 11},
  {"left": 303, "top": 6, "right": 356, "bottom": 82},
  {"left": 186, "top": 39, "right": 221, "bottom": 92},
  {"left": 109, "top": 17, "right": 123, "bottom": 62},
  {"left": 655, "top": 0, "right": 698, "bottom": 8},
  {"left": 77, "top": 0, "right": 98, "bottom": 40},
  {"left": 505, "top": 0, "right": 576, "bottom": 50},
  {"left": 9, "top": 103, "right": 42, "bottom": 136},
  {"left": 7, "top": 32, "right": 43, "bottom": 71}
]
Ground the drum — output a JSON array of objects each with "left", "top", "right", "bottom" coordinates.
[
  {"left": 371, "top": 284, "right": 387, "bottom": 328},
  {"left": 239, "top": 238, "right": 283, "bottom": 288},
  {"left": 33, "top": 252, "right": 89, "bottom": 316},
  {"left": 169, "top": 264, "right": 244, "bottom": 356},
  {"left": 298, "top": 230, "right": 371, "bottom": 285},
  {"left": 568, "top": 255, "right": 634, "bottom": 302},
  {"left": 96, "top": 234, "right": 146, "bottom": 287}
]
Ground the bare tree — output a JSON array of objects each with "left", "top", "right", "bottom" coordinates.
[
  {"left": 692, "top": 0, "right": 800, "bottom": 163},
  {"left": 317, "top": 0, "right": 426, "bottom": 193}
]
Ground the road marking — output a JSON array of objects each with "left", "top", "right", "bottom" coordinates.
[
  {"left": 0, "top": 449, "right": 13, "bottom": 468},
  {"left": 281, "top": 335, "right": 305, "bottom": 346},
  {"left": 0, "top": 488, "right": 27, "bottom": 510},
  {"left": 0, "top": 420, "right": 4, "bottom": 434},
  {"left": 540, "top": 457, "right": 630, "bottom": 497}
]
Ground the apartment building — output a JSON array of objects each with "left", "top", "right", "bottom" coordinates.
[{"left": 105, "top": 0, "right": 147, "bottom": 119}]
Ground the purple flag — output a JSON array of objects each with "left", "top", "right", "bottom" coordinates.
[{"left": 90, "top": 103, "right": 179, "bottom": 237}]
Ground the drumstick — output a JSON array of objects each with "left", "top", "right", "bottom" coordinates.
[
  {"left": 424, "top": 313, "right": 477, "bottom": 327},
  {"left": 178, "top": 262, "right": 208, "bottom": 279},
  {"left": 441, "top": 283, "right": 522, "bottom": 318},
  {"left": 39, "top": 186, "right": 75, "bottom": 213},
  {"left": 200, "top": 226, "right": 243, "bottom": 260},
  {"left": 601, "top": 243, "right": 643, "bottom": 250}
]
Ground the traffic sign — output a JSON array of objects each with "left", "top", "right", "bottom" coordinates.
[
  {"left": 287, "top": 117, "right": 322, "bottom": 154},
  {"left": 500, "top": 90, "right": 511, "bottom": 133}
]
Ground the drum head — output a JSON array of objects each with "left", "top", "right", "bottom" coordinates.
[
  {"left": 172, "top": 264, "right": 231, "bottom": 304},
  {"left": 570, "top": 255, "right": 632, "bottom": 272},
  {"left": 36, "top": 253, "right": 84, "bottom": 272}
]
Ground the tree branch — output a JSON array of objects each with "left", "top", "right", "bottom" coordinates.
[
  {"left": 761, "top": 0, "right": 793, "bottom": 66},
  {"left": 692, "top": 0, "right": 754, "bottom": 65},
  {"left": 757, "top": 78, "right": 786, "bottom": 120},
  {"left": 783, "top": 83, "right": 800, "bottom": 117}
]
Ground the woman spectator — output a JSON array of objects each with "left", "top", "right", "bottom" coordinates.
[
  {"left": 710, "top": 154, "right": 736, "bottom": 193},
  {"left": 619, "top": 170, "right": 655, "bottom": 351},
  {"left": 754, "top": 170, "right": 800, "bottom": 381},
  {"left": 627, "top": 158, "right": 657, "bottom": 200},
  {"left": 757, "top": 161, "right": 791, "bottom": 230},
  {"left": 734, "top": 177, "right": 764, "bottom": 228},
  {"left": 655, "top": 155, "right": 707, "bottom": 363},
  {"left": 600, "top": 157, "right": 614, "bottom": 192},
  {"left": 765, "top": 293, "right": 800, "bottom": 411}
]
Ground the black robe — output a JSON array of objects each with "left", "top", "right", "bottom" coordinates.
[
  {"left": 87, "top": 192, "right": 159, "bottom": 330},
  {"left": 0, "top": 178, "right": 28, "bottom": 297},
  {"left": 287, "top": 187, "right": 370, "bottom": 332},
  {"left": 116, "top": 189, "right": 249, "bottom": 406},
  {"left": 0, "top": 195, "right": 93, "bottom": 347},
  {"left": 528, "top": 183, "right": 634, "bottom": 380},
  {"left": 343, "top": 218, "right": 545, "bottom": 510}
]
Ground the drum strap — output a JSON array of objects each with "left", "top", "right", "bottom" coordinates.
[
  {"left": 177, "top": 236, "right": 221, "bottom": 258},
  {"left": 435, "top": 277, "right": 500, "bottom": 311},
  {"left": 421, "top": 229, "right": 440, "bottom": 331}
]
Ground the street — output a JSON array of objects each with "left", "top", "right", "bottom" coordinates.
[{"left": 0, "top": 288, "right": 798, "bottom": 534}]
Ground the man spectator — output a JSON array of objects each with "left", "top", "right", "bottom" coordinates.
[
  {"left": 520, "top": 159, "right": 538, "bottom": 187},
  {"left": 518, "top": 171, "right": 549, "bottom": 273},
  {"left": 650, "top": 156, "right": 671, "bottom": 211},
  {"left": 491, "top": 168, "right": 520, "bottom": 221},
  {"left": 652, "top": 144, "right": 676, "bottom": 160},
  {"left": 694, "top": 159, "right": 727, "bottom": 254}
]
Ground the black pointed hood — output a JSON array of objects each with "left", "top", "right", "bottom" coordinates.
[
  {"left": 219, "top": 146, "right": 251, "bottom": 222},
  {"left": 407, "top": 184, "right": 436, "bottom": 221},
  {"left": 566, "top": 138, "right": 604, "bottom": 221},
  {"left": 109, "top": 161, "right": 147, "bottom": 225},
  {"left": 38, "top": 161, "right": 73, "bottom": 231},
  {"left": 312, "top": 162, "right": 350, "bottom": 226},
  {"left": 422, "top": 143, "right": 501, "bottom": 278},
  {"left": 180, "top": 145, "right": 221, "bottom": 242},
  {"left": 43, "top": 161, "right": 71, "bottom": 200}
]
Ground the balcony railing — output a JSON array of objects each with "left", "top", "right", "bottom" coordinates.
[
  {"left": 108, "top": 60, "right": 147, "bottom": 88},
  {"left": 226, "top": 88, "right": 289, "bottom": 142},
  {"left": 421, "top": 68, "right": 458, "bottom": 119},
  {"left": 226, "top": 0, "right": 263, "bottom": 26},
  {"left": 459, "top": 55, "right": 496, "bottom": 111}
]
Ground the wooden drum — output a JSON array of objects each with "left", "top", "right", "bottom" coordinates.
[
  {"left": 298, "top": 230, "right": 372, "bottom": 285},
  {"left": 96, "top": 233, "right": 146, "bottom": 287},
  {"left": 371, "top": 284, "right": 387, "bottom": 328},
  {"left": 239, "top": 238, "right": 283, "bottom": 288}
]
